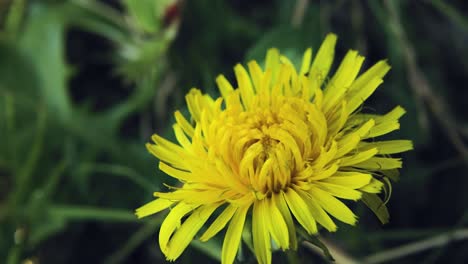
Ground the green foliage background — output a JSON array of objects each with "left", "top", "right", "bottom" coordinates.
[{"left": 1, "top": 0, "right": 467, "bottom": 263}]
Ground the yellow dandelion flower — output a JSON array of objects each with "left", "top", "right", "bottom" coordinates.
[{"left": 136, "top": 33, "right": 413, "bottom": 264}]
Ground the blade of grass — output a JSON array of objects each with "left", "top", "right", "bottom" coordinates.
[
  {"left": 9, "top": 106, "right": 47, "bottom": 213},
  {"left": 428, "top": 0, "right": 468, "bottom": 31},
  {"left": 379, "top": 0, "right": 468, "bottom": 169},
  {"left": 103, "top": 214, "right": 165, "bottom": 264},
  {"left": 77, "top": 163, "right": 158, "bottom": 193},
  {"left": 49, "top": 205, "right": 139, "bottom": 223},
  {"left": 362, "top": 229, "right": 468, "bottom": 264}
]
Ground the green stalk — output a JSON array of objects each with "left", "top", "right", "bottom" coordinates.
[
  {"left": 78, "top": 163, "right": 157, "bottom": 193},
  {"left": 49, "top": 205, "right": 139, "bottom": 223},
  {"left": 103, "top": 215, "right": 164, "bottom": 264}
]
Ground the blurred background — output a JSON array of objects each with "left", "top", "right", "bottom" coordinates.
[{"left": 1, "top": 0, "right": 468, "bottom": 263}]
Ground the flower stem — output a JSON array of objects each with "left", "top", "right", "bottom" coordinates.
[
  {"left": 362, "top": 229, "right": 468, "bottom": 264},
  {"left": 103, "top": 216, "right": 164, "bottom": 264},
  {"left": 49, "top": 205, "right": 139, "bottom": 223}
]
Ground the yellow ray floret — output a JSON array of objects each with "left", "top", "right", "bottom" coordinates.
[{"left": 135, "top": 33, "right": 412, "bottom": 264}]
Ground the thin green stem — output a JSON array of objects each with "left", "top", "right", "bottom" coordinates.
[
  {"left": 383, "top": 0, "right": 468, "bottom": 169},
  {"left": 298, "top": 228, "right": 358, "bottom": 264},
  {"left": 9, "top": 106, "right": 47, "bottom": 215},
  {"left": 428, "top": 0, "right": 468, "bottom": 31},
  {"left": 3, "top": 93, "right": 17, "bottom": 172},
  {"left": 68, "top": 0, "right": 130, "bottom": 42},
  {"left": 362, "top": 229, "right": 468, "bottom": 264},
  {"left": 49, "top": 205, "right": 139, "bottom": 223},
  {"left": 78, "top": 163, "right": 157, "bottom": 193},
  {"left": 103, "top": 215, "right": 164, "bottom": 264},
  {"left": 366, "top": 228, "right": 449, "bottom": 242},
  {"left": 37, "top": 158, "right": 68, "bottom": 205}
]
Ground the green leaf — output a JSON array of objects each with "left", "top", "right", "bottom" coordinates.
[
  {"left": 305, "top": 235, "right": 335, "bottom": 262},
  {"left": 9, "top": 105, "right": 47, "bottom": 211},
  {"left": 0, "top": 41, "right": 40, "bottom": 98},
  {"left": 18, "top": 3, "right": 72, "bottom": 122},
  {"left": 362, "top": 193, "right": 390, "bottom": 225},
  {"left": 28, "top": 211, "right": 67, "bottom": 246},
  {"left": 65, "top": 0, "right": 129, "bottom": 43},
  {"left": 297, "top": 227, "right": 334, "bottom": 261},
  {"left": 382, "top": 169, "right": 400, "bottom": 182}
]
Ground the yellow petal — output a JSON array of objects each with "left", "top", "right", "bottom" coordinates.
[
  {"left": 174, "top": 110, "right": 194, "bottom": 138},
  {"left": 248, "top": 60, "right": 264, "bottom": 92},
  {"left": 335, "top": 134, "right": 360, "bottom": 158},
  {"left": 222, "top": 204, "right": 250, "bottom": 264},
  {"left": 150, "top": 133, "right": 188, "bottom": 157},
  {"left": 314, "top": 182, "right": 363, "bottom": 200},
  {"left": 253, "top": 201, "right": 272, "bottom": 264},
  {"left": 346, "top": 78, "right": 384, "bottom": 115},
  {"left": 146, "top": 143, "right": 188, "bottom": 170},
  {"left": 158, "top": 162, "right": 192, "bottom": 181},
  {"left": 200, "top": 205, "right": 237, "bottom": 241},
  {"left": 336, "top": 119, "right": 375, "bottom": 158},
  {"left": 265, "top": 48, "right": 281, "bottom": 84},
  {"left": 185, "top": 88, "right": 204, "bottom": 122},
  {"left": 300, "top": 48, "right": 312, "bottom": 75},
  {"left": 225, "top": 89, "right": 243, "bottom": 111},
  {"left": 258, "top": 69, "right": 273, "bottom": 106},
  {"left": 322, "top": 172, "right": 372, "bottom": 189},
  {"left": 350, "top": 60, "right": 390, "bottom": 92},
  {"left": 239, "top": 142, "right": 263, "bottom": 185},
  {"left": 306, "top": 164, "right": 339, "bottom": 181},
  {"left": 309, "top": 186, "right": 357, "bottom": 225},
  {"left": 324, "top": 50, "right": 365, "bottom": 111},
  {"left": 340, "top": 148, "right": 378, "bottom": 167},
  {"left": 368, "top": 122, "right": 400, "bottom": 138},
  {"left": 215, "top": 158, "right": 250, "bottom": 194},
  {"left": 269, "top": 127, "right": 303, "bottom": 169},
  {"left": 135, "top": 198, "right": 174, "bottom": 218},
  {"left": 266, "top": 198, "right": 289, "bottom": 250},
  {"left": 155, "top": 188, "right": 229, "bottom": 205},
  {"left": 359, "top": 178, "right": 384, "bottom": 193},
  {"left": 346, "top": 60, "right": 391, "bottom": 114},
  {"left": 173, "top": 123, "right": 192, "bottom": 151},
  {"left": 159, "top": 202, "right": 197, "bottom": 255},
  {"left": 296, "top": 189, "right": 337, "bottom": 232},
  {"left": 216, "top": 75, "right": 234, "bottom": 100},
  {"left": 235, "top": 64, "right": 255, "bottom": 110},
  {"left": 311, "top": 141, "right": 338, "bottom": 169},
  {"left": 309, "top": 33, "right": 337, "bottom": 87},
  {"left": 283, "top": 188, "right": 317, "bottom": 234},
  {"left": 359, "top": 140, "right": 414, "bottom": 154},
  {"left": 367, "top": 106, "right": 406, "bottom": 138},
  {"left": 273, "top": 193, "right": 297, "bottom": 250},
  {"left": 166, "top": 203, "right": 220, "bottom": 260},
  {"left": 258, "top": 158, "right": 274, "bottom": 189},
  {"left": 354, "top": 157, "right": 402, "bottom": 170}
]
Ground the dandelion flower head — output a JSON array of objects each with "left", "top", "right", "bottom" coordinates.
[{"left": 136, "top": 33, "right": 413, "bottom": 264}]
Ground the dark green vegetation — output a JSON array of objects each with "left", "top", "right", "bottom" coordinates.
[{"left": 1, "top": 0, "right": 467, "bottom": 263}]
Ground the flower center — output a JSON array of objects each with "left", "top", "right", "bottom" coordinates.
[{"left": 211, "top": 96, "right": 324, "bottom": 197}]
